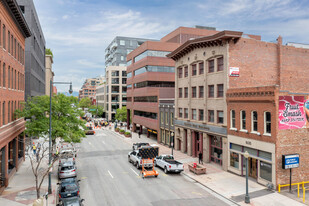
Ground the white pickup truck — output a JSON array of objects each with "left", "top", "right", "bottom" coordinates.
[
  {"left": 128, "top": 150, "right": 153, "bottom": 169},
  {"left": 154, "top": 155, "right": 184, "bottom": 174}
]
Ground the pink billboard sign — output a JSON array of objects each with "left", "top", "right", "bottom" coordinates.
[{"left": 279, "top": 96, "right": 309, "bottom": 130}]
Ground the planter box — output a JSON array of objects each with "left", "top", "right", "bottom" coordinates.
[
  {"left": 119, "top": 131, "right": 125, "bottom": 134},
  {"left": 188, "top": 163, "right": 206, "bottom": 175},
  {"left": 124, "top": 134, "right": 131, "bottom": 137}
]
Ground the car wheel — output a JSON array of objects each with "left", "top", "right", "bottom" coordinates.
[
  {"left": 142, "top": 173, "right": 145, "bottom": 179},
  {"left": 136, "top": 163, "right": 140, "bottom": 169},
  {"left": 164, "top": 167, "right": 168, "bottom": 174},
  {"left": 155, "top": 175, "right": 158, "bottom": 178}
]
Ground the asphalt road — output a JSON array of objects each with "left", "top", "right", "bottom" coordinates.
[{"left": 76, "top": 129, "right": 235, "bottom": 206}]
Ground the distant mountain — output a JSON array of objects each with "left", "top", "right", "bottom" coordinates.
[{"left": 60, "top": 91, "right": 79, "bottom": 97}]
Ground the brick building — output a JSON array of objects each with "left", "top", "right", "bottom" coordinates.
[
  {"left": 0, "top": 0, "right": 31, "bottom": 193},
  {"left": 126, "top": 26, "right": 219, "bottom": 142},
  {"left": 78, "top": 76, "right": 104, "bottom": 101},
  {"left": 168, "top": 30, "right": 309, "bottom": 188}
]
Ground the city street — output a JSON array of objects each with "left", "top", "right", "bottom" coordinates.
[{"left": 76, "top": 129, "right": 233, "bottom": 206}]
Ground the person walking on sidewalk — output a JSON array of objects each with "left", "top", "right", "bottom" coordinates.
[
  {"left": 32, "top": 143, "right": 36, "bottom": 155},
  {"left": 138, "top": 131, "right": 141, "bottom": 138},
  {"left": 198, "top": 152, "right": 203, "bottom": 164}
]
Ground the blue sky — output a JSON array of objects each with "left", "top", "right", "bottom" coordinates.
[{"left": 33, "top": 0, "right": 309, "bottom": 93}]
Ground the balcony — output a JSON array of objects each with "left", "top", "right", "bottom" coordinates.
[{"left": 110, "top": 42, "right": 118, "bottom": 50}]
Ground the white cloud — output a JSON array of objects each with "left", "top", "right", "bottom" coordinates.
[{"left": 62, "top": 15, "right": 69, "bottom": 20}]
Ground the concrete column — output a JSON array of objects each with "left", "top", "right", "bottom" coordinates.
[
  {"left": 222, "top": 137, "right": 228, "bottom": 171},
  {"left": 203, "top": 133, "right": 210, "bottom": 163},
  {"left": 175, "top": 127, "right": 180, "bottom": 151},
  {"left": 14, "top": 137, "right": 18, "bottom": 171},
  {"left": 187, "top": 129, "right": 192, "bottom": 156},
  {"left": 181, "top": 128, "right": 185, "bottom": 153},
  {"left": 127, "top": 109, "right": 130, "bottom": 130}
]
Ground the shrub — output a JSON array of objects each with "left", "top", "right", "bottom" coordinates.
[
  {"left": 120, "top": 129, "right": 125, "bottom": 133},
  {"left": 124, "top": 132, "right": 131, "bottom": 135}
]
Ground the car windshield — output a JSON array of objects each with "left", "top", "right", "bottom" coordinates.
[
  {"left": 165, "top": 156, "right": 174, "bottom": 160},
  {"left": 61, "top": 184, "right": 78, "bottom": 192},
  {"left": 61, "top": 166, "right": 74, "bottom": 171}
]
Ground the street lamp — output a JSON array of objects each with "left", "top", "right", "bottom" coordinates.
[
  {"left": 244, "top": 151, "right": 250, "bottom": 204},
  {"left": 48, "top": 80, "right": 73, "bottom": 194},
  {"left": 171, "top": 132, "right": 174, "bottom": 156}
]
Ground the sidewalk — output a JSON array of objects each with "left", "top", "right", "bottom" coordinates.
[
  {"left": 111, "top": 126, "right": 305, "bottom": 206},
  {"left": 0, "top": 148, "right": 58, "bottom": 205}
]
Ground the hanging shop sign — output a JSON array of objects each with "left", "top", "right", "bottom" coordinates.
[
  {"left": 279, "top": 96, "right": 309, "bottom": 130},
  {"left": 229, "top": 67, "right": 239, "bottom": 77}
]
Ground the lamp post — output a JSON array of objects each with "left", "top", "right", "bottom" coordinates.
[
  {"left": 244, "top": 151, "right": 250, "bottom": 204},
  {"left": 48, "top": 80, "right": 73, "bottom": 194},
  {"left": 171, "top": 132, "right": 174, "bottom": 156}
]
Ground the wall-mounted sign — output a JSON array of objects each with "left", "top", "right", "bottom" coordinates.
[
  {"left": 282, "top": 154, "right": 300, "bottom": 169},
  {"left": 229, "top": 67, "right": 239, "bottom": 77},
  {"left": 279, "top": 96, "right": 309, "bottom": 130}
]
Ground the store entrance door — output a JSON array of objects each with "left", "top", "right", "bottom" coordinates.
[{"left": 248, "top": 157, "right": 257, "bottom": 179}]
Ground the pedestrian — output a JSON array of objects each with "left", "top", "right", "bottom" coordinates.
[
  {"left": 138, "top": 131, "right": 141, "bottom": 138},
  {"left": 32, "top": 143, "right": 36, "bottom": 155},
  {"left": 198, "top": 152, "right": 203, "bottom": 164}
]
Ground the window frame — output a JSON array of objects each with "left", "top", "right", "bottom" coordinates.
[
  {"left": 184, "top": 66, "right": 188, "bottom": 77},
  {"left": 217, "top": 57, "right": 224, "bottom": 71},
  {"left": 208, "top": 110, "right": 214, "bottom": 123},
  {"left": 264, "top": 111, "right": 271, "bottom": 135},
  {"left": 199, "top": 86, "right": 204, "bottom": 98},
  {"left": 208, "top": 85, "right": 214, "bottom": 98},
  {"left": 178, "top": 108, "right": 183, "bottom": 118},
  {"left": 178, "top": 88, "right": 182, "bottom": 98},
  {"left": 192, "top": 64, "right": 197, "bottom": 76},
  {"left": 230, "top": 110, "right": 236, "bottom": 129},
  {"left": 199, "top": 109, "right": 204, "bottom": 121},
  {"left": 240, "top": 110, "right": 247, "bottom": 131},
  {"left": 184, "top": 108, "right": 188, "bottom": 119},
  {"left": 199, "top": 62, "right": 204, "bottom": 75},
  {"left": 217, "top": 84, "right": 224, "bottom": 98},
  {"left": 251, "top": 111, "right": 258, "bottom": 133},
  {"left": 208, "top": 59, "right": 214, "bottom": 73},
  {"left": 178, "top": 67, "right": 183, "bottom": 78},
  {"left": 217, "top": 110, "right": 224, "bottom": 124},
  {"left": 184, "top": 87, "right": 188, "bottom": 98},
  {"left": 192, "top": 87, "right": 196, "bottom": 98},
  {"left": 192, "top": 109, "right": 196, "bottom": 120}
]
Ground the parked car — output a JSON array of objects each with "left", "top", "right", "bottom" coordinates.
[
  {"left": 154, "top": 155, "right": 184, "bottom": 174},
  {"left": 59, "top": 149, "right": 76, "bottom": 165},
  {"left": 58, "top": 181, "right": 80, "bottom": 202},
  {"left": 58, "top": 197, "right": 85, "bottom": 206},
  {"left": 85, "top": 126, "right": 95, "bottom": 135},
  {"left": 128, "top": 150, "right": 153, "bottom": 169},
  {"left": 60, "top": 177, "right": 80, "bottom": 188},
  {"left": 58, "top": 161, "right": 77, "bottom": 179}
]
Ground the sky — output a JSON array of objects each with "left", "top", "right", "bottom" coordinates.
[{"left": 32, "top": 0, "right": 309, "bottom": 94}]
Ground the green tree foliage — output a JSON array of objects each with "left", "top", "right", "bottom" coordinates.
[
  {"left": 115, "top": 106, "right": 127, "bottom": 122},
  {"left": 45, "top": 48, "right": 53, "bottom": 58},
  {"left": 17, "top": 94, "right": 86, "bottom": 143},
  {"left": 88, "top": 105, "right": 104, "bottom": 117},
  {"left": 79, "top": 97, "right": 92, "bottom": 109}
]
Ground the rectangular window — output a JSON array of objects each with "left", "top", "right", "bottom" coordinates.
[
  {"left": 252, "top": 111, "right": 258, "bottom": 132},
  {"left": 208, "top": 85, "right": 214, "bottom": 98},
  {"left": 217, "top": 111, "right": 224, "bottom": 124},
  {"left": 192, "top": 64, "right": 197, "bottom": 76},
  {"left": 165, "top": 112, "right": 168, "bottom": 125},
  {"left": 178, "top": 67, "right": 182, "bottom": 78},
  {"left": 217, "top": 84, "right": 224, "bottom": 98},
  {"left": 120, "top": 40, "right": 125, "bottom": 45},
  {"left": 217, "top": 57, "right": 224, "bottom": 71},
  {"left": 265, "top": 112, "right": 271, "bottom": 134},
  {"left": 241, "top": 111, "right": 246, "bottom": 130},
  {"left": 178, "top": 88, "right": 182, "bottom": 98},
  {"left": 179, "top": 108, "right": 182, "bottom": 118},
  {"left": 260, "top": 161, "right": 272, "bottom": 182},
  {"left": 199, "top": 109, "right": 204, "bottom": 121},
  {"left": 2, "top": 102, "right": 5, "bottom": 125},
  {"left": 184, "top": 66, "right": 188, "bottom": 77},
  {"left": 192, "top": 87, "right": 196, "bottom": 98},
  {"left": 199, "top": 62, "right": 204, "bottom": 75},
  {"left": 192, "top": 109, "right": 196, "bottom": 120},
  {"left": 170, "top": 112, "right": 174, "bottom": 126},
  {"left": 231, "top": 110, "right": 236, "bottom": 128},
  {"left": 8, "top": 66, "right": 10, "bottom": 88},
  {"left": 208, "top": 59, "right": 214, "bottom": 73},
  {"left": 199, "top": 86, "right": 204, "bottom": 98},
  {"left": 208, "top": 110, "right": 214, "bottom": 122},
  {"left": 184, "top": 108, "right": 188, "bottom": 118},
  {"left": 3, "top": 25, "right": 6, "bottom": 49},
  {"left": 230, "top": 152, "right": 239, "bottom": 169},
  {"left": 184, "top": 87, "right": 188, "bottom": 98},
  {"left": 161, "top": 111, "right": 164, "bottom": 124},
  {"left": 8, "top": 31, "right": 10, "bottom": 53}
]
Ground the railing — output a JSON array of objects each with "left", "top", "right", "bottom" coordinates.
[{"left": 278, "top": 181, "right": 309, "bottom": 203}]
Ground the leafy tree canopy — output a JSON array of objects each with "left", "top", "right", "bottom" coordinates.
[
  {"left": 115, "top": 106, "right": 127, "bottom": 122},
  {"left": 45, "top": 48, "right": 53, "bottom": 57},
  {"left": 89, "top": 105, "right": 104, "bottom": 117},
  {"left": 17, "top": 94, "right": 86, "bottom": 143},
  {"left": 79, "top": 97, "right": 92, "bottom": 109}
]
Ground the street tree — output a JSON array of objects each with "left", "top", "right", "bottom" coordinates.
[
  {"left": 27, "top": 142, "right": 57, "bottom": 199},
  {"left": 115, "top": 106, "right": 127, "bottom": 122},
  {"left": 17, "top": 94, "right": 86, "bottom": 143},
  {"left": 79, "top": 97, "right": 92, "bottom": 110},
  {"left": 88, "top": 105, "right": 104, "bottom": 117}
]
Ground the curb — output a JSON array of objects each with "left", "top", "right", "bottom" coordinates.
[{"left": 181, "top": 172, "right": 240, "bottom": 206}]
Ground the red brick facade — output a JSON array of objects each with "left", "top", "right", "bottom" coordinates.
[{"left": 0, "top": 0, "right": 30, "bottom": 193}]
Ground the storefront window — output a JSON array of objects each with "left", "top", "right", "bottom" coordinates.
[
  {"left": 230, "top": 152, "right": 239, "bottom": 169},
  {"left": 260, "top": 161, "right": 272, "bottom": 182},
  {"left": 210, "top": 136, "right": 222, "bottom": 165}
]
